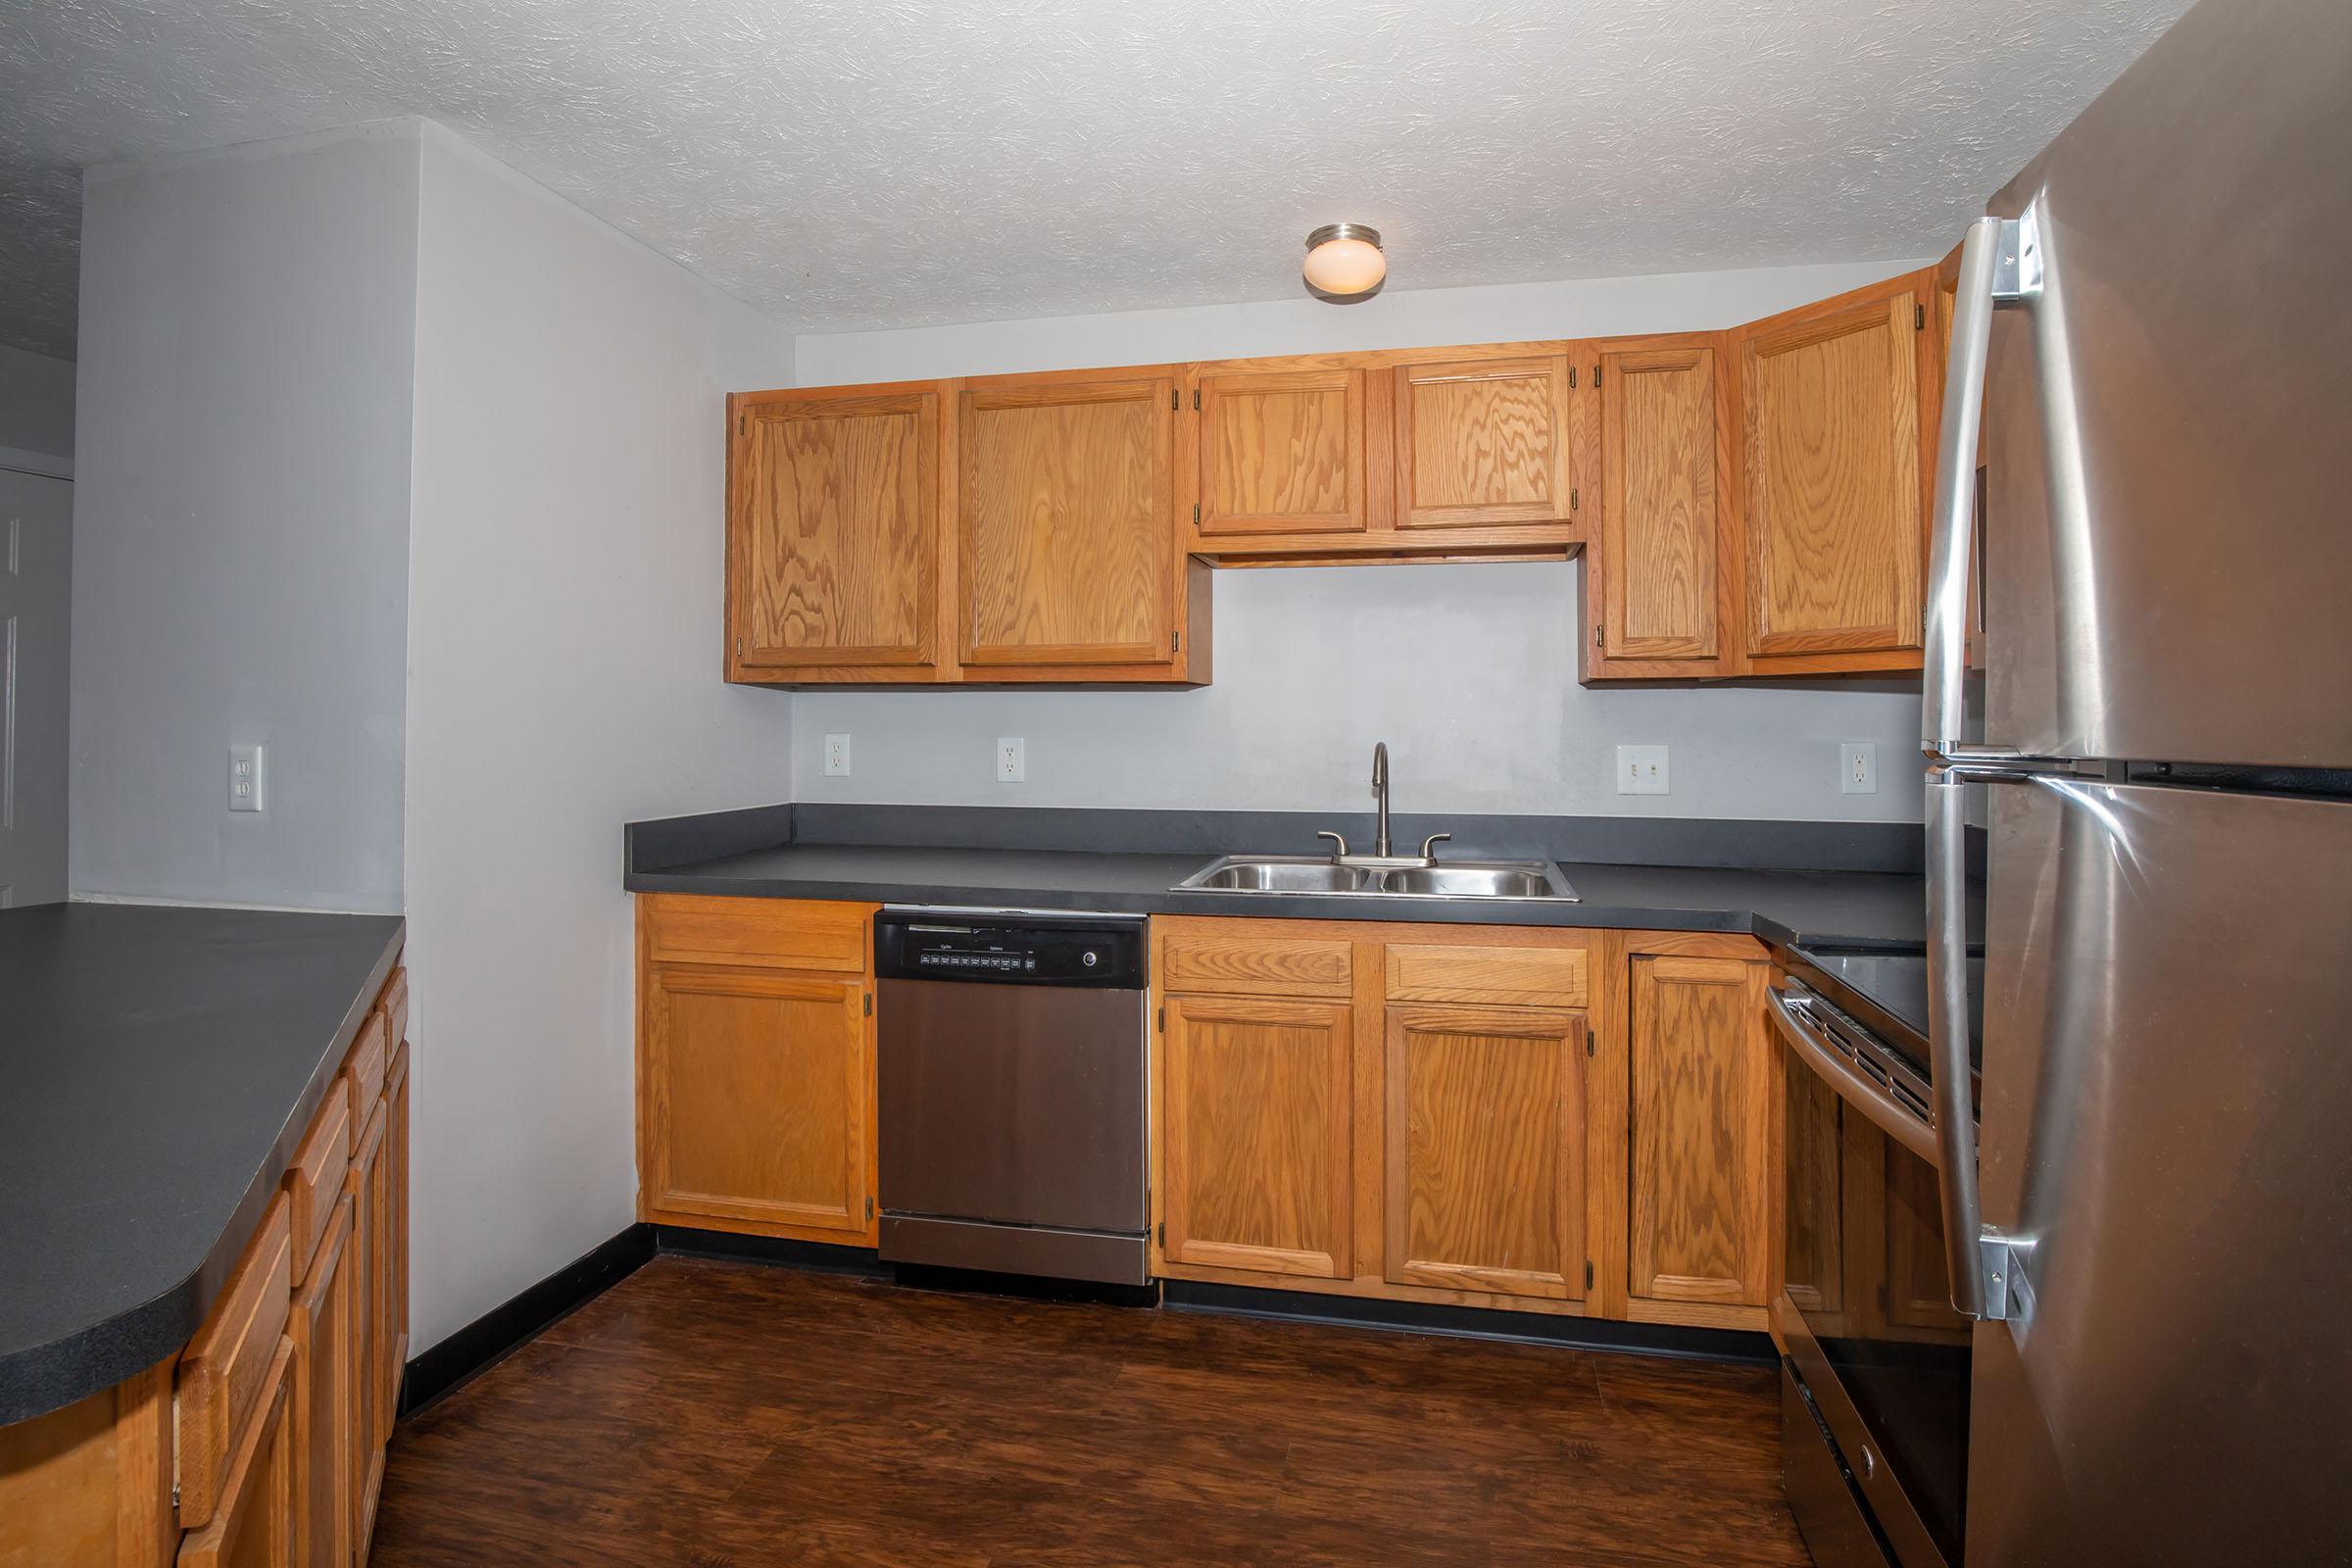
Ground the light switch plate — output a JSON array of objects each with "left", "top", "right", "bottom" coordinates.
[
  {"left": 996, "top": 737, "right": 1026, "bottom": 783},
  {"left": 1840, "top": 742, "right": 1878, "bottom": 795},
  {"left": 1615, "top": 744, "right": 1670, "bottom": 796},
  {"left": 229, "top": 744, "right": 265, "bottom": 812},
  {"left": 823, "top": 734, "right": 852, "bottom": 777}
]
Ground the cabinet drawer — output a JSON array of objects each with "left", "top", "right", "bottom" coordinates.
[
  {"left": 1385, "top": 943, "right": 1588, "bottom": 1007},
  {"left": 1160, "top": 933, "right": 1352, "bottom": 1000},
  {"left": 176, "top": 1194, "right": 292, "bottom": 1528},
  {"left": 343, "top": 1010, "right": 387, "bottom": 1128},
  {"left": 644, "top": 895, "right": 869, "bottom": 972},
  {"left": 284, "top": 1082, "right": 350, "bottom": 1288},
  {"left": 381, "top": 964, "right": 409, "bottom": 1048}
]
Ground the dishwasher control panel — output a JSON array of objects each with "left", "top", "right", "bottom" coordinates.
[{"left": 875, "top": 910, "right": 1148, "bottom": 990}]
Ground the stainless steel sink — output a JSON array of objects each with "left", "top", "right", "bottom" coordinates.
[{"left": 1172, "top": 855, "right": 1579, "bottom": 903}]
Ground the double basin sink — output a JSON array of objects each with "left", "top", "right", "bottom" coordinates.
[{"left": 1172, "top": 855, "right": 1580, "bottom": 903}]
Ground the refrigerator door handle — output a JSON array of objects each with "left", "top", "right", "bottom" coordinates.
[
  {"left": 1924, "top": 212, "right": 2033, "bottom": 758},
  {"left": 1926, "top": 760, "right": 2007, "bottom": 1319}
]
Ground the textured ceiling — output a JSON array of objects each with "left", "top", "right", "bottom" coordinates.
[{"left": 0, "top": 0, "right": 2195, "bottom": 360}]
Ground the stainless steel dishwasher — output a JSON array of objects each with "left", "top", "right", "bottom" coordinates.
[{"left": 874, "top": 908, "right": 1150, "bottom": 1285}]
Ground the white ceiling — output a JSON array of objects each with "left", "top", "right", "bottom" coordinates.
[{"left": 0, "top": 0, "right": 2193, "bottom": 361}]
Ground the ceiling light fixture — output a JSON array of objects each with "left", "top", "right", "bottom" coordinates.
[{"left": 1302, "top": 223, "right": 1386, "bottom": 300}]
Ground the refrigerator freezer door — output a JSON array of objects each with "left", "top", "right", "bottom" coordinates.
[
  {"left": 1969, "top": 778, "right": 2352, "bottom": 1564},
  {"left": 1979, "top": 0, "right": 2352, "bottom": 768}
]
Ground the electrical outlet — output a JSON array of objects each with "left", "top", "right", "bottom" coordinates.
[
  {"left": 996, "top": 737, "right": 1026, "bottom": 783},
  {"left": 1840, "top": 742, "right": 1878, "bottom": 795},
  {"left": 823, "top": 734, "right": 852, "bottom": 777},
  {"left": 229, "top": 744, "right": 266, "bottom": 812},
  {"left": 1615, "top": 744, "right": 1670, "bottom": 796}
]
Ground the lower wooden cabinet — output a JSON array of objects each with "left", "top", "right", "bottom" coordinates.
[
  {"left": 1384, "top": 1003, "right": 1588, "bottom": 1301},
  {"left": 289, "top": 1200, "right": 353, "bottom": 1568},
  {"left": 635, "top": 897, "right": 880, "bottom": 1244},
  {"left": 1625, "top": 949, "right": 1778, "bottom": 1325},
  {"left": 1159, "top": 993, "right": 1353, "bottom": 1279},
  {"left": 176, "top": 1342, "right": 295, "bottom": 1568},
  {"left": 347, "top": 1094, "right": 389, "bottom": 1551}
]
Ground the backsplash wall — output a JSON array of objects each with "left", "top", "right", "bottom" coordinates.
[{"left": 789, "top": 559, "right": 1926, "bottom": 823}]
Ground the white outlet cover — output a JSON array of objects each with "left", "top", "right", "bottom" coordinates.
[
  {"left": 1840, "top": 742, "right": 1878, "bottom": 795},
  {"left": 823, "top": 733, "right": 852, "bottom": 777},
  {"left": 996, "top": 736, "right": 1026, "bottom": 783},
  {"left": 228, "top": 743, "right": 266, "bottom": 812},
  {"left": 1615, "top": 744, "right": 1670, "bottom": 796}
]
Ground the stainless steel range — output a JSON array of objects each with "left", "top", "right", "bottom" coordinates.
[{"left": 874, "top": 908, "right": 1151, "bottom": 1286}]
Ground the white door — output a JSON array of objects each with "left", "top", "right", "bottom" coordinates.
[{"left": 0, "top": 467, "right": 71, "bottom": 906}]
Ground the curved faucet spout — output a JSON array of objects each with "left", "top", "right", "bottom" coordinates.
[{"left": 1371, "top": 742, "right": 1391, "bottom": 858}]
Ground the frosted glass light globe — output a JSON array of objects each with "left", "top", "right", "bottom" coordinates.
[{"left": 1303, "top": 225, "right": 1386, "bottom": 297}]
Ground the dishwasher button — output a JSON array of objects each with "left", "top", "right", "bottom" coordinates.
[{"left": 1081, "top": 952, "right": 1098, "bottom": 968}]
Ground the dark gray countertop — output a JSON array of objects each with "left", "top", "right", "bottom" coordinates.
[
  {"left": 1, "top": 903, "right": 405, "bottom": 1426},
  {"left": 626, "top": 841, "right": 1929, "bottom": 948}
]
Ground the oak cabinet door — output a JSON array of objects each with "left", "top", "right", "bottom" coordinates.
[
  {"left": 1593, "top": 344, "right": 1725, "bottom": 670},
  {"left": 177, "top": 1342, "right": 295, "bottom": 1568},
  {"left": 730, "top": 389, "right": 939, "bottom": 674},
  {"left": 1392, "top": 355, "right": 1575, "bottom": 529},
  {"left": 957, "top": 374, "right": 1176, "bottom": 669},
  {"left": 645, "top": 966, "right": 874, "bottom": 1239},
  {"left": 1384, "top": 1004, "right": 1587, "bottom": 1300},
  {"left": 1627, "top": 956, "right": 1774, "bottom": 1308},
  {"left": 289, "top": 1200, "right": 352, "bottom": 1568},
  {"left": 344, "top": 1099, "right": 386, "bottom": 1556},
  {"left": 1161, "top": 994, "right": 1352, "bottom": 1279},
  {"left": 1739, "top": 291, "right": 1925, "bottom": 659},
  {"left": 380, "top": 1049, "right": 409, "bottom": 1446},
  {"left": 1195, "top": 368, "right": 1367, "bottom": 537}
]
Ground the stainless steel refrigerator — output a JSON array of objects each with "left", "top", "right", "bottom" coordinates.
[{"left": 1924, "top": 0, "right": 2352, "bottom": 1561}]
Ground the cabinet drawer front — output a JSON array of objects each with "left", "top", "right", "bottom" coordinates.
[
  {"left": 343, "top": 1010, "right": 386, "bottom": 1130},
  {"left": 643, "top": 896, "right": 870, "bottom": 972},
  {"left": 381, "top": 965, "right": 408, "bottom": 1050},
  {"left": 176, "top": 1194, "right": 293, "bottom": 1529},
  {"left": 284, "top": 1083, "right": 351, "bottom": 1288},
  {"left": 1160, "top": 933, "right": 1352, "bottom": 1000},
  {"left": 1384, "top": 944, "right": 1588, "bottom": 1008},
  {"left": 177, "top": 1339, "right": 293, "bottom": 1568}
]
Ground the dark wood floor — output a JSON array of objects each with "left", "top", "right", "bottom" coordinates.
[{"left": 371, "top": 1257, "right": 1809, "bottom": 1567}]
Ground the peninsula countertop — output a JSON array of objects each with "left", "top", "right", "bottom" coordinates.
[{"left": 0, "top": 902, "right": 405, "bottom": 1425}]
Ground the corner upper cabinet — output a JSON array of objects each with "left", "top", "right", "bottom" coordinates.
[
  {"left": 726, "top": 385, "right": 942, "bottom": 683},
  {"left": 955, "top": 369, "right": 1207, "bottom": 683},
  {"left": 1735, "top": 278, "right": 1932, "bottom": 671},
  {"left": 1583, "top": 338, "right": 1730, "bottom": 679},
  {"left": 1393, "top": 353, "right": 1580, "bottom": 530},
  {"left": 1191, "top": 367, "right": 1368, "bottom": 540}
]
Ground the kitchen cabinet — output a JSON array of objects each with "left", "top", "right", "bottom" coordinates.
[
  {"left": 1191, "top": 366, "right": 1369, "bottom": 540},
  {"left": 1384, "top": 1003, "right": 1588, "bottom": 1300},
  {"left": 636, "top": 896, "right": 880, "bottom": 1245},
  {"left": 1734, "top": 275, "right": 1934, "bottom": 671},
  {"left": 726, "top": 386, "right": 943, "bottom": 683},
  {"left": 348, "top": 1095, "right": 388, "bottom": 1550},
  {"left": 175, "top": 1343, "right": 296, "bottom": 1568},
  {"left": 289, "top": 1199, "right": 353, "bottom": 1568},
  {"left": 1158, "top": 993, "right": 1354, "bottom": 1279},
  {"left": 1392, "top": 353, "right": 1578, "bottom": 530},
  {"left": 1625, "top": 948, "right": 1777, "bottom": 1327},
  {"left": 1585, "top": 339, "right": 1732, "bottom": 678}
]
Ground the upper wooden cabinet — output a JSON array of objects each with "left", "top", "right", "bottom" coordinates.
[
  {"left": 1393, "top": 354, "right": 1578, "bottom": 530},
  {"left": 726, "top": 387, "right": 942, "bottom": 682},
  {"left": 1586, "top": 340, "right": 1728, "bottom": 677},
  {"left": 956, "top": 371, "right": 1184, "bottom": 673},
  {"left": 1734, "top": 277, "right": 1932, "bottom": 670},
  {"left": 1193, "top": 367, "right": 1368, "bottom": 539}
]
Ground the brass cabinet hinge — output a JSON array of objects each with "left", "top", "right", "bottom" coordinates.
[
  {"left": 1157, "top": 1221, "right": 1166, "bottom": 1247},
  {"left": 1171, "top": 388, "right": 1180, "bottom": 410},
  {"left": 1593, "top": 623, "right": 1604, "bottom": 649},
  {"left": 1192, "top": 503, "right": 1200, "bottom": 525},
  {"left": 1585, "top": 1260, "right": 1595, "bottom": 1290},
  {"left": 866, "top": 1196, "right": 875, "bottom": 1223},
  {"left": 1568, "top": 366, "right": 1578, "bottom": 389},
  {"left": 1192, "top": 388, "right": 1200, "bottom": 411},
  {"left": 863, "top": 992, "right": 873, "bottom": 1016},
  {"left": 1156, "top": 1005, "right": 1165, "bottom": 1032},
  {"left": 1592, "top": 365, "right": 1602, "bottom": 386},
  {"left": 1586, "top": 1025, "right": 1594, "bottom": 1057},
  {"left": 1916, "top": 301, "right": 1928, "bottom": 331},
  {"left": 738, "top": 414, "right": 745, "bottom": 434},
  {"left": 1171, "top": 630, "right": 1181, "bottom": 654},
  {"left": 735, "top": 638, "right": 744, "bottom": 656},
  {"left": 1569, "top": 487, "right": 1579, "bottom": 514}
]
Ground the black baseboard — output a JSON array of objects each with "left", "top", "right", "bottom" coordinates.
[
  {"left": 891, "top": 1261, "right": 1160, "bottom": 1310},
  {"left": 399, "top": 1222, "right": 655, "bottom": 1417},
  {"left": 1161, "top": 1280, "right": 1778, "bottom": 1364},
  {"left": 651, "top": 1225, "right": 885, "bottom": 1275}
]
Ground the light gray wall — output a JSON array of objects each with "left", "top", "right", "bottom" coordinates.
[
  {"left": 69, "top": 122, "right": 420, "bottom": 911},
  {"left": 792, "top": 261, "right": 1933, "bottom": 823},
  {"left": 402, "top": 123, "right": 796, "bottom": 1351},
  {"left": 0, "top": 345, "right": 76, "bottom": 464}
]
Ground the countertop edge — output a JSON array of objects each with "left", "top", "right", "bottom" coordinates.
[{"left": 0, "top": 917, "right": 407, "bottom": 1426}]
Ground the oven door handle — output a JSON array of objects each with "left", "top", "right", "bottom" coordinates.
[{"left": 1767, "top": 987, "right": 1943, "bottom": 1168}]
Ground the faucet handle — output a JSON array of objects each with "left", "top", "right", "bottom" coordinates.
[
  {"left": 1419, "top": 833, "right": 1452, "bottom": 862},
  {"left": 1316, "top": 830, "right": 1350, "bottom": 860}
]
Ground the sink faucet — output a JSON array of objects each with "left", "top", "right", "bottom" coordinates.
[
  {"left": 1372, "top": 742, "right": 1391, "bottom": 858},
  {"left": 1315, "top": 743, "right": 1451, "bottom": 867}
]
